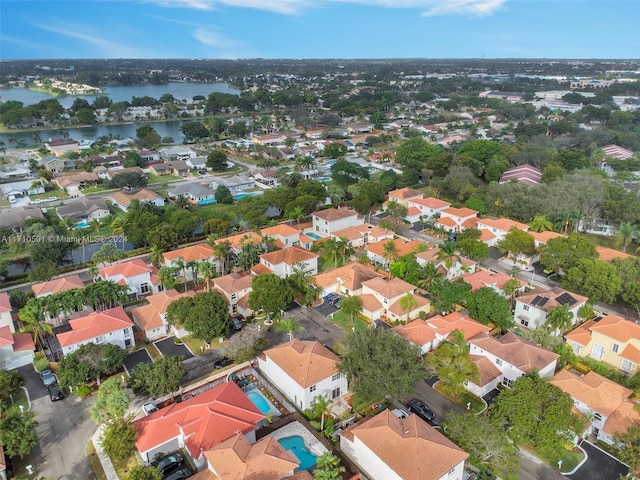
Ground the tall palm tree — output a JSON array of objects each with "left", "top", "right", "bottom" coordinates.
[
  {"left": 545, "top": 304, "right": 574, "bottom": 334},
  {"left": 416, "top": 262, "right": 442, "bottom": 290},
  {"left": 382, "top": 240, "right": 399, "bottom": 265},
  {"left": 614, "top": 222, "right": 638, "bottom": 253},
  {"left": 286, "top": 206, "right": 304, "bottom": 227},
  {"left": 186, "top": 260, "right": 199, "bottom": 285},
  {"left": 400, "top": 292, "right": 418, "bottom": 322},
  {"left": 173, "top": 258, "right": 187, "bottom": 291},
  {"left": 336, "top": 236, "right": 353, "bottom": 266},
  {"left": 88, "top": 263, "right": 100, "bottom": 281},
  {"left": 19, "top": 299, "right": 52, "bottom": 350},
  {"left": 110, "top": 216, "right": 129, "bottom": 250},
  {"left": 212, "top": 240, "right": 232, "bottom": 275},
  {"left": 322, "top": 237, "right": 339, "bottom": 269},
  {"left": 149, "top": 245, "right": 163, "bottom": 269},
  {"left": 528, "top": 215, "right": 554, "bottom": 233},
  {"left": 435, "top": 241, "right": 461, "bottom": 270},
  {"left": 198, "top": 261, "right": 216, "bottom": 293},
  {"left": 158, "top": 266, "right": 177, "bottom": 291},
  {"left": 276, "top": 317, "right": 305, "bottom": 341}
]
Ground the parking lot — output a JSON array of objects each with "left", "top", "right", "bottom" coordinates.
[
  {"left": 314, "top": 294, "right": 343, "bottom": 318},
  {"left": 154, "top": 337, "right": 194, "bottom": 359}
]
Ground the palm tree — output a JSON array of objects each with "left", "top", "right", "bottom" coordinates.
[
  {"left": 186, "top": 260, "right": 199, "bottom": 285},
  {"left": 336, "top": 236, "right": 353, "bottom": 266},
  {"left": 88, "top": 218, "right": 102, "bottom": 237},
  {"left": 435, "top": 241, "right": 461, "bottom": 270},
  {"left": 382, "top": 240, "right": 399, "bottom": 265},
  {"left": 614, "top": 222, "right": 638, "bottom": 253},
  {"left": 261, "top": 234, "right": 278, "bottom": 253},
  {"left": 314, "top": 452, "right": 346, "bottom": 480},
  {"left": 19, "top": 299, "right": 52, "bottom": 350},
  {"left": 198, "top": 261, "right": 216, "bottom": 293},
  {"left": 158, "top": 266, "right": 177, "bottom": 291},
  {"left": 286, "top": 206, "right": 304, "bottom": 227},
  {"left": 545, "top": 304, "right": 574, "bottom": 334},
  {"left": 400, "top": 292, "right": 418, "bottom": 322},
  {"left": 276, "top": 317, "right": 305, "bottom": 341},
  {"left": 173, "top": 258, "right": 187, "bottom": 291},
  {"left": 110, "top": 216, "right": 128, "bottom": 250},
  {"left": 87, "top": 263, "right": 100, "bottom": 282},
  {"left": 502, "top": 277, "right": 521, "bottom": 308},
  {"left": 415, "top": 262, "right": 442, "bottom": 290},
  {"left": 322, "top": 237, "right": 339, "bottom": 269},
  {"left": 528, "top": 215, "right": 554, "bottom": 233},
  {"left": 149, "top": 245, "right": 163, "bottom": 269},
  {"left": 212, "top": 240, "right": 232, "bottom": 275},
  {"left": 174, "top": 195, "right": 190, "bottom": 210}
]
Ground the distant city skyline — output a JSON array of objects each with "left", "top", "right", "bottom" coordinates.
[{"left": 1, "top": 0, "right": 638, "bottom": 60}]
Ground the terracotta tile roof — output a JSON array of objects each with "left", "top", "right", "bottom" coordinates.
[
  {"left": 213, "top": 273, "right": 253, "bottom": 295},
  {"left": 0, "top": 292, "right": 12, "bottom": 313},
  {"left": 213, "top": 232, "right": 263, "bottom": 251},
  {"left": 436, "top": 216, "right": 457, "bottom": 228},
  {"left": 100, "top": 258, "right": 154, "bottom": 279},
  {"left": 312, "top": 208, "right": 358, "bottom": 222},
  {"left": 564, "top": 319, "right": 596, "bottom": 346},
  {"left": 469, "top": 332, "right": 559, "bottom": 372},
  {"left": 596, "top": 246, "right": 631, "bottom": 263},
  {"left": 362, "top": 277, "right": 416, "bottom": 300},
  {"left": 461, "top": 217, "right": 479, "bottom": 229},
  {"left": 163, "top": 244, "right": 214, "bottom": 263},
  {"left": 358, "top": 294, "right": 382, "bottom": 313},
  {"left": 602, "top": 400, "right": 640, "bottom": 437},
  {"left": 261, "top": 339, "right": 340, "bottom": 388},
  {"left": 31, "top": 274, "right": 85, "bottom": 298},
  {"left": 410, "top": 197, "right": 450, "bottom": 209},
  {"left": 204, "top": 433, "right": 298, "bottom": 480},
  {"left": 259, "top": 246, "right": 319, "bottom": 266},
  {"left": 478, "top": 229, "right": 496, "bottom": 242},
  {"left": 441, "top": 207, "right": 477, "bottom": 218},
  {"left": 340, "top": 409, "right": 468, "bottom": 480},
  {"left": 332, "top": 224, "right": 393, "bottom": 243},
  {"left": 260, "top": 224, "right": 300, "bottom": 239},
  {"left": 288, "top": 472, "right": 313, "bottom": 480},
  {"left": 56, "top": 306, "right": 133, "bottom": 347},
  {"left": 251, "top": 263, "right": 273, "bottom": 275},
  {"left": 134, "top": 382, "right": 264, "bottom": 457},
  {"left": 415, "top": 245, "right": 440, "bottom": 263},
  {"left": 131, "top": 289, "right": 195, "bottom": 332},
  {"left": 365, "top": 238, "right": 424, "bottom": 258},
  {"left": 393, "top": 319, "right": 436, "bottom": 346},
  {"left": 460, "top": 270, "right": 525, "bottom": 292},
  {"left": 0, "top": 326, "right": 13, "bottom": 347},
  {"left": 530, "top": 231, "right": 565, "bottom": 245},
  {"left": 576, "top": 314, "right": 640, "bottom": 344},
  {"left": 621, "top": 343, "right": 640, "bottom": 364},
  {"left": 9, "top": 331, "right": 35, "bottom": 352},
  {"left": 516, "top": 286, "right": 587, "bottom": 312},
  {"left": 313, "top": 262, "right": 385, "bottom": 290},
  {"left": 550, "top": 370, "right": 632, "bottom": 417},
  {"left": 427, "top": 312, "right": 491, "bottom": 342},
  {"left": 470, "top": 355, "right": 503, "bottom": 387},
  {"left": 406, "top": 206, "right": 421, "bottom": 217},
  {"left": 388, "top": 294, "right": 430, "bottom": 317},
  {"left": 388, "top": 187, "right": 423, "bottom": 200},
  {"left": 298, "top": 234, "right": 315, "bottom": 244},
  {"left": 478, "top": 218, "right": 529, "bottom": 233}
]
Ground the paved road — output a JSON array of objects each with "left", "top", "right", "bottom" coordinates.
[
  {"left": 18, "top": 365, "right": 97, "bottom": 480},
  {"left": 567, "top": 441, "right": 628, "bottom": 480}
]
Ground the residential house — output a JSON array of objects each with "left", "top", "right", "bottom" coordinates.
[
  {"left": 529, "top": 231, "right": 565, "bottom": 259},
  {"left": 257, "top": 339, "right": 347, "bottom": 411},
  {"left": 260, "top": 224, "right": 302, "bottom": 249},
  {"left": 169, "top": 160, "right": 190, "bottom": 177},
  {"left": 514, "top": 286, "right": 588, "bottom": 331},
  {"left": 211, "top": 232, "right": 263, "bottom": 255},
  {"left": 134, "top": 382, "right": 264, "bottom": 466},
  {"left": 103, "top": 166, "right": 145, "bottom": 182},
  {"left": 131, "top": 289, "right": 195, "bottom": 341},
  {"left": 185, "top": 156, "right": 207, "bottom": 170},
  {"left": 311, "top": 208, "right": 363, "bottom": 237},
  {"left": 598, "top": 144, "right": 636, "bottom": 176},
  {"left": 393, "top": 312, "right": 491, "bottom": 355},
  {"left": 476, "top": 218, "right": 530, "bottom": 247},
  {"left": 252, "top": 134, "right": 286, "bottom": 146},
  {"left": 313, "top": 262, "right": 386, "bottom": 297},
  {"left": 596, "top": 246, "right": 631, "bottom": 264},
  {"left": 416, "top": 245, "right": 477, "bottom": 280},
  {"left": 437, "top": 207, "right": 478, "bottom": 233},
  {"left": 330, "top": 224, "right": 393, "bottom": 248},
  {"left": 565, "top": 314, "right": 640, "bottom": 375},
  {"left": 550, "top": 369, "right": 640, "bottom": 445},
  {"left": 99, "top": 259, "right": 161, "bottom": 298},
  {"left": 460, "top": 269, "right": 526, "bottom": 296},
  {"left": 213, "top": 273, "right": 253, "bottom": 318},
  {"left": 209, "top": 175, "right": 254, "bottom": 193},
  {"left": 359, "top": 277, "right": 430, "bottom": 322},
  {"left": 53, "top": 172, "right": 99, "bottom": 197},
  {"left": 149, "top": 163, "right": 173, "bottom": 176},
  {"left": 385, "top": 187, "right": 424, "bottom": 207},
  {"left": 160, "top": 146, "right": 197, "bottom": 161},
  {"left": 45, "top": 138, "right": 80, "bottom": 156},
  {"left": 466, "top": 332, "right": 559, "bottom": 396},
  {"left": 252, "top": 170, "right": 280, "bottom": 187},
  {"left": 0, "top": 293, "right": 12, "bottom": 332},
  {"left": 32, "top": 274, "right": 85, "bottom": 299},
  {"left": 109, "top": 189, "right": 165, "bottom": 212},
  {"left": 139, "top": 150, "right": 161, "bottom": 164},
  {"left": 0, "top": 164, "right": 31, "bottom": 180},
  {"left": 162, "top": 244, "right": 215, "bottom": 281},
  {"left": 365, "top": 238, "right": 424, "bottom": 268},
  {"left": 0, "top": 179, "right": 45, "bottom": 199},
  {"left": 252, "top": 246, "right": 319, "bottom": 278},
  {"left": 0, "top": 325, "right": 35, "bottom": 370},
  {"left": 499, "top": 165, "right": 542, "bottom": 186},
  {"left": 56, "top": 198, "right": 109, "bottom": 224},
  {"left": 168, "top": 183, "right": 216, "bottom": 204},
  {"left": 56, "top": 306, "right": 134, "bottom": 356},
  {"left": 339, "top": 409, "right": 469, "bottom": 480},
  {"left": 406, "top": 197, "right": 451, "bottom": 223},
  {"left": 0, "top": 206, "right": 44, "bottom": 233}
]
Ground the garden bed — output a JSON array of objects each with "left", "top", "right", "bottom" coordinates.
[{"left": 330, "top": 310, "right": 369, "bottom": 331}]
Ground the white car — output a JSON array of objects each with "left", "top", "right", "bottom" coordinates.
[{"left": 142, "top": 402, "right": 159, "bottom": 415}]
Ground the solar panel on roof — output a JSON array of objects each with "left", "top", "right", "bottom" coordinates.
[
  {"left": 531, "top": 296, "right": 549, "bottom": 307},
  {"left": 556, "top": 293, "right": 577, "bottom": 306}
]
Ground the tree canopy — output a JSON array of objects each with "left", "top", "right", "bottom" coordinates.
[
  {"left": 166, "top": 291, "right": 232, "bottom": 342},
  {"left": 466, "top": 287, "right": 514, "bottom": 331},
  {"left": 130, "top": 355, "right": 186, "bottom": 397},
  {"left": 248, "top": 274, "right": 294, "bottom": 320}
]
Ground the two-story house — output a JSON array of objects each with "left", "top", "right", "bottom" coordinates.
[
  {"left": 311, "top": 208, "right": 363, "bottom": 237},
  {"left": 466, "top": 332, "right": 559, "bottom": 396},
  {"left": 0, "top": 292, "right": 35, "bottom": 370},
  {"left": 257, "top": 339, "right": 348, "bottom": 411},
  {"left": 130, "top": 289, "right": 195, "bottom": 341},
  {"left": 260, "top": 224, "right": 302, "bottom": 249},
  {"left": 313, "top": 262, "right": 386, "bottom": 298},
  {"left": 514, "top": 286, "right": 588, "bottom": 332},
  {"left": 550, "top": 369, "right": 640, "bottom": 445},
  {"left": 459, "top": 269, "right": 526, "bottom": 296},
  {"left": 406, "top": 197, "right": 451, "bottom": 223},
  {"left": 31, "top": 274, "right": 85, "bottom": 299},
  {"left": 99, "top": 259, "right": 161, "bottom": 298},
  {"left": 56, "top": 306, "right": 134, "bottom": 356},
  {"left": 476, "top": 218, "right": 530, "bottom": 247},
  {"left": 565, "top": 314, "right": 640, "bottom": 375},
  {"left": 385, "top": 187, "right": 423, "bottom": 207},
  {"left": 437, "top": 207, "right": 478, "bottom": 233},
  {"left": 213, "top": 273, "right": 253, "bottom": 318},
  {"left": 415, "top": 245, "right": 478, "bottom": 280},
  {"left": 359, "top": 277, "right": 430, "bottom": 322},
  {"left": 339, "top": 409, "right": 469, "bottom": 480},
  {"left": 252, "top": 246, "right": 319, "bottom": 278},
  {"left": 365, "top": 238, "right": 424, "bottom": 269},
  {"left": 330, "top": 224, "right": 393, "bottom": 248},
  {"left": 162, "top": 244, "right": 216, "bottom": 281}
]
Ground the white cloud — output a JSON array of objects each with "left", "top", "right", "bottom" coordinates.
[
  {"left": 37, "top": 25, "right": 149, "bottom": 58},
  {"left": 193, "top": 27, "right": 240, "bottom": 48}
]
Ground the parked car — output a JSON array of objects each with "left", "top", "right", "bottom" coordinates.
[
  {"left": 232, "top": 318, "right": 243, "bottom": 330},
  {"left": 154, "top": 452, "right": 184, "bottom": 475},
  {"left": 47, "top": 383, "right": 64, "bottom": 401},
  {"left": 163, "top": 467, "right": 192, "bottom": 480},
  {"left": 40, "top": 369, "right": 57, "bottom": 387},
  {"left": 213, "top": 357, "right": 233, "bottom": 370},
  {"left": 142, "top": 402, "right": 159, "bottom": 415},
  {"left": 408, "top": 398, "right": 435, "bottom": 422}
]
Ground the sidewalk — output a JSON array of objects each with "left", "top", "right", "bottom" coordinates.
[{"left": 91, "top": 425, "right": 118, "bottom": 480}]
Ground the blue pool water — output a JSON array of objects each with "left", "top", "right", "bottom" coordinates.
[
  {"left": 247, "top": 391, "right": 271, "bottom": 415},
  {"left": 317, "top": 176, "right": 331, "bottom": 182},
  {"left": 305, "top": 232, "right": 322, "bottom": 240},
  {"left": 198, "top": 198, "right": 217, "bottom": 205},
  {"left": 278, "top": 436, "right": 318, "bottom": 471},
  {"left": 75, "top": 221, "right": 89, "bottom": 229}
]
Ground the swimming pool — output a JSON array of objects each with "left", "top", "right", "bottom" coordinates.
[
  {"left": 278, "top": 435, "right": 318, "bottom": 471},
  {"left": 198, "top": 198, "right": 217, "bottom": 205},
  {"left": 305, "top": 232, "right": 322, "bottom": 240},
  {"left": 317, "top": 176, "right": 331, "bottom": 182},
  {"left": 75, "top": 220, "right": 89, "bottom": 229},
  {"left": 247, "top": 390, "right": 275, "bottom": 415}
]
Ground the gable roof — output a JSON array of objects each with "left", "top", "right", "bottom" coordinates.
[
  {"left": 56, "top": 306, "right": 133, "bottom": 347},
  {"left": 530, "top": 230, "right": 565, "bottom": 245},
  {"left": 425, "top": 312, "right": 492, "bottom": 342},
  {"left": 260, "top": 339, "right": 339, "bottom": 388},
  {"left": 516, "top": 286, "right": 587, "bottom": 312},
  {"left": 131, "top": 289, "right": 195, "bottom": 331},
  {"left": 312, "top": 208, "right": 358, "bottom": 222},
  {"left": 163, "top": 244, "right": 215, "bottom": 263},
  {"left": 469, "top": 332, "right": 559, "bottom": 372},
  {"left": 100, "top": 259, "right": 154, "bottom": 279},
  {"left": 340, "top": 409, "right": 468, "bottom": 480},
  {"left": 365, "top": 238, "right": 424, "bottom": 259},
  {"left": 388, "top": 187, "right": 423, "bottom": 200},
  {"left": 135, "top": 382, "right": 264, "bottom": 457},
  {"left": 0, "top": 326, "right": 35, "bottom": 352},
  {"left": 31, "top": 274, "right": 85, "bottom": 298},
  {"left": 213, "top": 273, "right": 253, "bottom": 295},
  {"left": 260, "top": 246, "right": 318, "bottom": 266},
  {"left": 362, "top": 277, "right": 416, "bottom": 300},
  {"left": 313, "top": 262, "right": 385, "bottom": 290},
  {"left": 204, "top": 434, "right": 298, "bottom": 480}
]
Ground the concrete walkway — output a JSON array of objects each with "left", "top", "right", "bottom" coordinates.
[{"left": 91, "top": 425, "right": 119, "bottom": 480}]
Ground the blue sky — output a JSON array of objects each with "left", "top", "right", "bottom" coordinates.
[{"left": 1, "top": 0, "right": 638, "bottom": 59}]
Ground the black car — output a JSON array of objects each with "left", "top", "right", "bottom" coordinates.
[
  {"left": 155, "top": 452, "right": 184, "bottom": 475},
  {"left": 40, "top": 368, "right": 57, "bottom": 387},
  {"left": 408, "top": 398, "right": 435, "bottom": 422},
  {"left": 232, "top": 318, "right": 243, "bottom": 330},
  {"left": 163, "top": 467, "right": 192, "bottom": 480},
  {"left": 213, "top": 357, "right": 233, "bottom": 369},
  {"left": 47, "top": 383, "right": 64, "bottom": 401}
]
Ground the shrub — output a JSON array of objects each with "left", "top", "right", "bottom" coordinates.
[
  {"left": 76, "top": 384, "right": 92, "bottom": 399},
  {"left": 33, "top": 353, "right": 49, "bottom": 373}
]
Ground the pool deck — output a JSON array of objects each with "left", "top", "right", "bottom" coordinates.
[
  {"left": 264, "top": 421, "right": 328, "bottom": 457},
  {"left": 246, "top": 387, "right": 280, "bottom": 417}
]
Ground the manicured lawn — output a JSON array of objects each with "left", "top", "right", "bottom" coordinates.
[
  {"left": 557, "top": 447, "right": 585, "bottom": 473},
  {"left": 318, "top": 255, "right": 349, "bottom": 272},
  {"left": 113, "top": 452, "right": 140, "bottom": 480},
  {"left": 134, "top": 340, "right": 161, "bottom": 361},
  {"left": 30, "top": 188, "right": 70, "bottom": 201},
  {"left": 330, "top": 309, "right": 369, "bottom": 331},
  {"left": 87, "top": 442, "right": 108, "bottom": 480},
  {"left": 81, "top": 186, "right": 120, "bottom": 195},
  {"left": 434, "top": 384, "right": 485, "bottom": 414},
  {"left": 181, "top": 334, "right": 223, "bottom": 355},
  {"left": 192, "top": 202, "right": 238, "bottom": 221},
  {"left": 147, "top": 173, "right": 182, "bottom": 184}
]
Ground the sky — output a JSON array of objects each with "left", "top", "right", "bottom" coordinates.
[{"left": 0, "top": 0, "right": 639, "bottom": 60}]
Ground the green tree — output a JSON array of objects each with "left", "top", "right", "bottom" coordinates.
[
  {"left": 166, "top": 291, "right": 232, "bottom": 342},
  {"left": 180, "top": 121, "right": 209, "bottom": 141},
  {"left": 215, "top": 185, "right": 234, "bottom": 204},
  {"left": 429, "top": 279, "right": 471, "bottom": 314},
  {"left": 198, "top": 261, "right": 217, "bottom": 293},
  {"left": 497, "top": 228, "right": 536, "bottom": 260},
  {"left": 58, "top": 343, "right": 125, "bottom": 387},
  {"left": 443, "top": 412, "right": 520, "bottom": 480},
  {"left": 563, "top": 258, "right": 622, "bottom": 304},
  {"left": 207, "top": 150, "right": 228, "bottom": 171},
  {"left": 100, "top": 416, "right": 136, "bottom": 462},
  {"left": 0, "top": 369, "right": 24, "bottom": 403},
  {"left": 19, "top": 298, "right": 52, "bottom": 349},
  {"left": 338, "top": 328, "right": 425, "bottom": 404},
  {"left": 466, "top": 287, "right": 514, "bottom": 331},
  {"left": 0, "top": 409, "right": 37, "bottom": 459},
  {"left": 76, "top": 107, "right": 97, "bottom": 125},
  {"left": 275, "top": 317, "right": 305, "bottom": 341},
  {"left": 489, "top": 375, "right": 585, "bottom": 463},
  {"left": 130, "top": 355, "right": 186, "bottom": 397},
  {"left": 545, "top": 304, "right": 574, "bottom": 334},
  {"left": 222, "top": 326, "right": 266, "bottom": 363},
  {"left": 126, "top": 465, "right": 162, "bottom": 480},
  {"left": 425, "top": 332, "right": 479, "bottom": 396},
  {"left": 135, "top": 124, "right": 160, "bottom": 148},
  {"left": 248, "top": 274, "right": 294, "bottom": 321},
  {"left": 539, "top": 234, "right": 598, "bottom": 275},
  {"left": 614, "top": 425, "right": 640, "bottom": 474},
  {"left": 340, "top": 295, "right": 363, "bottom": 323},
  {"left": 528, "top": 215, "right": 554, "bottom": 233},
  {"left": 614, "top": 222, "right": 638, "bottom": 253},
  {"left": 91, "top": 377, "right": 130, "bottom": 424},
  {"left": 158, "top": 265, "right": 178, "bottom": 291},
  {"left": 399, "top": 291, "right": 418, "bottom": 322},
  {"left": 323, "top": 142, "right": 348, "bottom": 159},
  {"left": 330, "top": 159, "right": 369, "bottom": 188},
  {"left": 313, "top": 452, "right": 346, "bottom": 480}
]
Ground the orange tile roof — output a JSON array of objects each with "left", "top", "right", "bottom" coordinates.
[
  {"left": 0, "top": 292, "right": 12, "bottom": 313},
  {"left": 260, "top": 224, "right": 300, "bottom": 239},
  {"left": 530, "top": 231, "right": 565, "bottom": 244},
  {"left": 213, "top": 232, "right": 263, "bottom": 251},
  {"left": 410, "top": 197, "right": 450, "bottom": 209},
  {"left": 365, "top": 238, "right": 424, "bottom": 258},
  {"left": 580, "top": 313, "right": 640, "bottom": 344},
  {"left": 312, "top": 208, "right": 358, "bottom": 221},
  {"left": 406, "top": 206, "right": 421, "bottom": 217},
  {"left": 460, "top": 270, "right": 525, "bottom": 292},
  {"left": 131, "top": 289, "right": 195, "bottom": 331},
  {"left": 415, "top": 245, "right": 440, "bottom": 263},
  {"left": 550, "top": 370, "right": 632, "bottom": 417},
  {"left": 261, "top": 339, "right": 340, "bottom": 388},
  {"left": 259, "top": 245, "right": 319, "bottom": 266},
  {"left": 31, "top": 274, "right": 85, "bottom": 297},
  {"left": 213, "top": 273, "right": 253, "bottom": 295},
  {"left": 359, "top": 293, "right": 383, "bottom": 313},
  {"left": 56, "top": 306, "right": 133, "bottom": 347},
  {"left": 251, "top": 263, "right": 273, "bottom": 275},
  {"left": 470, "top": 355, "right": 503, "bottom": 387},
  {"left": 313, "top": 262, "right": 385, "bottom": 290},
  {"left": 596, "top": 246, "right": 631, "bottom": 263},
  {"left": 393, "top": 319, "right": 436, "bottom": 346},
  {"left": 470, "top": 332, "right": 559, "bottom": 372},
  {"left": 100, "top": 258, "right": 154, "bottom": 279},
  {"left": 0, "top": 326, "right": 13, "bottom": 347},
  {"left": 332, "top": 224, "right": 393, "bottom": 243},
  {"left": 427, "top": 311, "right": 491, "bottom": 341},
  {"left": 388, "top": 187, "right": 423, "bottom": 200},
  {"left": 204, "top": 433, "right": 298, "bottom": 480},
  {"left": 478, "top": 217, "right": 529, "bottom": 232},
  {"left": 163, "top": 244, "right": 214, "bottom": 263},
  {"left": 478, "top": 229, "right": 496, "bottom": 242},
  {"left": 441, "top": 207, "right": 477, "bottom": 218},
  {"left": 437, "top": 216, "right": 457, "bottom": 227},
  {"left": 461, "top": 217, "right": 479, "bottom": 229},
  {"left": 135, "top": 382, "right": 264, "bottom": 457},
  {"left": 340, "top": 409, "right": 468, "bottom": 480},
  {"left": 516, "top": 286, "right": 587, "bottom": 312},
  {"left": 388, "top": 294, "right": 430, "bottom": 317},
  {"left": 565, "top": 319, "right": 596, "bottom": 346},
  {"left": 299, "top": 234, "right": 315, "bottom": 244},
  {"left": 362, "top": 277, "right": 416, "bottom": 300},
  {"left": 11, "top": 332, "right": 35, "bottom": 352},
  {"left": 602, "top": 400, "right": 640, "bottom": 437},
  {"left": 621, "top": 343, "right": 640, "bottom": 364}
]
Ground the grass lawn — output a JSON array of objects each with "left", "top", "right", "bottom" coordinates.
[
  {"left": 81, "top": 185, "right": 120, "bottom": 195},
  {"left": 112, "top": 452, "right": 140, "bottom": 479},
  {"left": 30, "top": 188, "right": 70, "bottom": 201},
  {"left": 318, "top": 255, "right": 349, "bottom": 272},
  {"left": 192, "top": 202, "right": 238, "bottom": 221},
  {"left": 8, "top": 388, "right": 30, "bottom": 411},
  {"left": 181, "top": 334, "right": 220, "bottom": 355},
  {"left": 10, "top": 452, "right": 38, "bottom": 480},
  {"left": 134, "top": 340, "right": 161, "bottom": 361},
  {"left": 434, "top": 384, "right": 485, "bottom": 414},
  {"left": 147, "top": 173, "right": 182, "bottom": 184},
  {"left": 87, "top": 442, "right": 108, "bottom": 480},
  {"left": 557, "top": 447, "right": 585, "bottom": 473},
  {"left": 582, "top": 232, "right": 638, "bottom": 254},
  {"left": 330, "top": 309, "right": 369, "bottom": 332}
]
